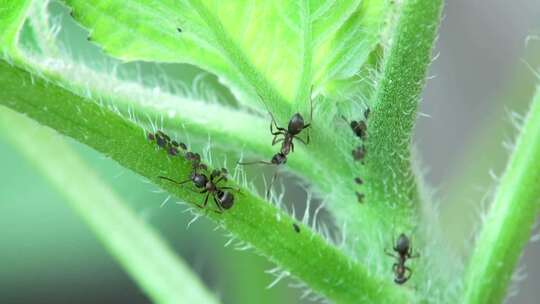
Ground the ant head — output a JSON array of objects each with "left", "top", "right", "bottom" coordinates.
[
  {"left": 191, "top": 172, "right": 208, "bottom": 188},
  {"left": 271, "top": 153, "right": 287, "bottom": 165},
  {"left": 396, "top": 233, "right": 410, "bottom": 253},
  {"left": 147, "top": 132, "right": 155, "bottom": 141},
  {"left": 288, "top": 113, "right": 305, "bottom": 134},
  {"left": 217, "top": 191, "right": 234, "bottom": 209}
]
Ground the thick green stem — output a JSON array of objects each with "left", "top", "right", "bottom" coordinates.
[
  {"left": 0, "top": 106, "right": 219, "bottom": 304},
  {"left": 462, "top": 87, "right": 540, "bottom": 304},
  {"left": 366, "top": 0, "right": 443, "bottom": 216}
]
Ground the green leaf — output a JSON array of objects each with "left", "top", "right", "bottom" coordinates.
[
  {"left": 462, "top": 87, "right": 540, "bottom": 304},
  {"left": 0, "top": 106, "right": 220, "bottom": 304},
  {"left": 0, "top": 0, "right": 32, "bottom": 53},
  {"left": 63, "top": 0, "right": 390, "bottom": 112}
]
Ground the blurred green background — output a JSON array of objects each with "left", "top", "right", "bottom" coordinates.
[{"left": 1, "top": 1, "right": 540, "bottom": 303}]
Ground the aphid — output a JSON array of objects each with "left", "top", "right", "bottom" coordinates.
[
  {"left": 149, "top": 130, "right": 170, "bottom": 149},
  {"left": 185, "top": 152, "right": 207, "bottom": 171},
  {"left": 148, "top": 131, "right": 186, "bottom": 157},
  {"left": 352, "top": 146, "right": 366, "bottom": 161},
  {"left": 159, "top": 167, "right": 237, "bottom": 213},
  {"left": 350, "top": 120, "right": 367, "bottom": 139},
  {"left": 385, "top": 233, "right": 419, "bottom": 284},
  {"left": 356, "top": 192, "right": 365, "bottom": 203},
  {"left": 293, "top": 223, "right": 301, "bottom": 233},
  {"left": 177, "top": 27, "right": 183, "bottom": 33},
  {"left": 354, "top": 177, "right": 363, "bottom": 185}
]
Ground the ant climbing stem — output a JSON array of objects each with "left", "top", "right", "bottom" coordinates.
[
  {"left": 238, "top": 86, "right": 314, "bottom": 196},
  {"left": 385, "top": 233, "right": 420, "bottom": 284},
  {"left": 159, "top": 167, "right": 239, "bottom": 213},
  {"left": 149, "top": 130, "right": 239, "bottom": 213}
]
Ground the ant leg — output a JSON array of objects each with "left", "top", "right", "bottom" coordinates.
[
  {"left": 202, "top": 192, "right": 210, "bottom": 207},
  {"left": 269, "top": 112, "right": 286, "bottom": 135},
  {"left": 211, "top": 194, "right": 224, "bottom": 214},
  {"left": 238, "top": 160, "right": 275, "bottom": 166},
  {"left": 385, "top": 249, "right": 398, "bottom": 259},
  {"left": 408, "top": 244, "right": 420, "bottom": 259},
  {"left": 294, "top": 135, "right": 308, "bottom": 145},
  {"left": 220, "top": 186, "right": 243, "bottom": 194},
  {"left": 404, "top": 266, "right": 412, "bottom": 280},
  {"left": 193, "top": 192, "right": 210, "bottom": 210},
  {"left": 272, "top": 135, "right": 284, "bottom": 146},
  {"left": 302, "top": 85, "right": 314, "bottom": 144},
  {"left": 409, "top": 250, "right": 420, "bottom": 259}
]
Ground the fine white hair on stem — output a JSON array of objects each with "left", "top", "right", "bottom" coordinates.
[{"left": 186, "top": 212, "right": 202, "bottom": 229}]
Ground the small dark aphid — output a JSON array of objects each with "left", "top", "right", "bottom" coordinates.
[
  {"left": 168, "top": 146, "right": 179, "bottom": 156},
  {"left": 177, "top": 27, "right": 183, "bottom": 33},
  {"left": 350, "top": 120, "right": 367, "bottom": 139},
  {"left": 385, "top": 233, "right": 419, "bottom": 284},
  {"left": 364, "top": 108, "right": 371, "bottom": 120},
  {"left": 356, "top": 192, "right": 365, "bottom": 203},
  {"left": 352, "top": 146, "right": 366, "bottom": 161},
  {"left": 354, "top": 177, "right": 363, "bottom": 185},
  {"left": 293, "top": 223, "right": 300, "bottom": 233},
  {"left": 154, "top": 131, "right": 171, "bottom": 148},
  {"left": 159, "top": 167, "right": 238, "bottom": 213}
]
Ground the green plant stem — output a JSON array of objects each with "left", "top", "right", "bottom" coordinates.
[
  {"left": 0, "top": 106, "right": 219, "bottom": 304},
  {"left": 366, "top": 0, "right": 443, "bottom": 215},
  {"left": 0, "top": 57, "right": 413, "bottom": 303},
  {"left": 462, "top": 87, "right": 540, "bottom": 304}
]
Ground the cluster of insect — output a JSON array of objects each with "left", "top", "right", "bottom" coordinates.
[
  {"left": 343, "top": 108, "right": 370, "bottom": 203},
  {"left": 148, "top": 90, "right": 418, "bottom": 284},
  {"left": 148, "top": 131, "right": 237, "bottom": 213}
]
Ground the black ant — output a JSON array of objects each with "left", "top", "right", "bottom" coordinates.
[
  {"left": 239, "top": 91, "right": 313, "bottom": 193},
  {"left": 241, "top": 96, "right": 313, "bottom": 166},
  {"left": 385, "top": 233, "right": 419, "bottom": 284},
  {"left": 159, "top": 167, "right": 237, "bottom": 213}
]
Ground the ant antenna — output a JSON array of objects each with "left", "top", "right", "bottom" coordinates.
[
  {"left": 237, "top": 160, "right": 274, "bottom": 166},
  {"left": 158, "top": 176, "right": 191, "bottom": 185},
  {"left": 308, "top": 85, "right": 314, "bottom": 123}
]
